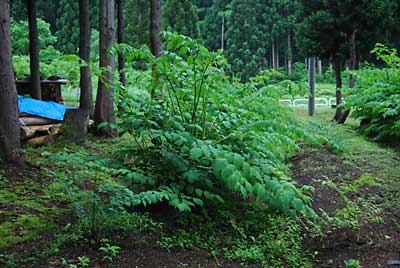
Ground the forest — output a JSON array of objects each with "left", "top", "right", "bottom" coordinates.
[{"left": 0, "top": 0, "right": 399, "bottom": 268}]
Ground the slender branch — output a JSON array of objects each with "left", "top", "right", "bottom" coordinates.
[
  {"left": 161, "top": 65, "right": 185, "bottom": 123},
  {"left": 191, "top": 51, "right": 198, "bottom": 126}
]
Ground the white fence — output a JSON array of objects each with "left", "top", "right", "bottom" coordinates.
[{"left": 279, "top": 97, "right": 339, "bottom": 108}]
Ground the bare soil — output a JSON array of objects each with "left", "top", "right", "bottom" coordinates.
[{"left": 291, "top": 147, "right": 400, "bottom": 268}]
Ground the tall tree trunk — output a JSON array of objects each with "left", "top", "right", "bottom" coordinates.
[
  {"left": 221, "top": 15, "right": 225, "bottom": 51},
  {"left": 79, "top": 0, "right": 93, "bottom": 115},
  {"left": 287, "top": 30, "right": 292, "bottom": 76},
  {"left": 150, "top": 0, "right": 162, "bottom": 98},
  {"left": 94, "top": 0, "right": 117, "bottom": 137},
  {"left": 333, "top": 56, "right": 344, "bottom": 122},
  {"left": 329, "top": 57, "right": 333, "bottom": 70},
  {"left": 269, "top": 51, "right": 272, "bottom": 70},
  {"left": 317, "top": 58, "right": 322, "bottom": 75},
  {"left": 337, "top": 29, "right": 358, "bottom": 124},
  {"left": 348, "top": 29, "right": 357, "bottom": 89},
  {"left": 272, "top": 40, "right": 275, "bottom": 70},
  {"left": 27, "top": 0, "right": 41, "bottom": 99},
  {"left": 308, "top": 57, "right": 316, "bottom": 116},
  {"left": 150, "top": 0, "right": 162, "bottom": 58},
  {"left": 276, "top": 46, "right": 279, "bottom": 69},
  {"left": 0, "top": 0, "right": 23, "bottom": 165},
  {"left": 117, "top": 0, "right": 126, "bottom": 86}
]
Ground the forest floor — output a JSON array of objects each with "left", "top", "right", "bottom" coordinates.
[
  {"left": 292, "top": 108, "right": 400, "bottom": 268},
  {"left": 0, "top": 108, "right": 399, "bottom": 268}
]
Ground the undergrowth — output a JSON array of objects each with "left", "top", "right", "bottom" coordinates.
[
  {"left": 345, "top": 44, "right": 400, "bottom": 141},
  {"left": 111, "top": 32, "right": 336, "bottom": 217}
]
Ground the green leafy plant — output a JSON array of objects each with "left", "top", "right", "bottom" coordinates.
[
  {"left": 99, "top": 239, "right": 120, "bottom": 262},
  {"left": 158, "top": 229, "right": 202, "bottom": 251},
  {"left": 111, "top": 32, "right": 326, "bottom": 217},
  {"left": 42, "top": 150, "right": 162, "bottom": 241},
  {"left": 344, "top": 259, "right": 361, "bottom": 268},
  {"left": 345, "top": 43, "right": 400, "bottom": 140},
  {"left": 161, "top": 201, "right": 313, "bottom": 268},
  {"left": 61, "top": 256, "right": 90, "bottom": 268}
]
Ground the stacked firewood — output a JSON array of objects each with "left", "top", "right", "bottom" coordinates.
[{"left": 19, "top": 114, "right": 61, "bottom": 145}]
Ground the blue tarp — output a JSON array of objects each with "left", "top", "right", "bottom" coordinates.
[{"left": 18, "top": 95, "right": 69, "bottom": 121}]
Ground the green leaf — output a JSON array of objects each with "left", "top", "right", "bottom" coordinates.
[
  {"left": 189, "top": 148, "right": 203, "bottom": 160},
  {"left": 221, "top": 165, "right": 234, "bottom": 180},
  {"left": 176, "top": 202, "right": 191, "bottom": 212},
  {"left": 97, "top": 122, "right": 109, "bottom": 129},
  {"left": 195, "top": 188, "right": 203, "bottom": 197},
  {"left": 245, "top": 181, "right": 253, "bottom": 192},
  {"left": 242, "top": 162, "right": 251, "bottom": 176},
  {"left": 213, "top": 158, "right": 226, "bottom": 176},
  {"left": 179, "top": 46, "right": 188, "bottom": 54},
  {"left": 254, "top": 183, "right": 266, "bottom": 199},
  {"left": 233, "top": 154, "right": 244, "bottom": 169},
  {"left": 227, "top": 172, "right": 240, "bottom": 189},
  {"left": 240, "top": 185, "right": 247, "bottom": 198},
  {"left": 187, "top": 56, "right": 194, "bottom": 65},
  {"left": 201, "top": 145, "right": 211, "bottom": 158},
  {"left": 292, "top": 198, "right": 304, "bottom": 211},
  {"left": 214, "top": 195, "right": 225, "bottom": 203},
  {"left": 192, "top": 198, "right": 204, "bottom": 206}
]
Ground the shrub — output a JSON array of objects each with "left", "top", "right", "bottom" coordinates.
[
  {"left": 345, "top": 44, "right": 400, "bottom": 140},
  {"left": 111, "top": 32, "right": 324, "bottom": 217}
]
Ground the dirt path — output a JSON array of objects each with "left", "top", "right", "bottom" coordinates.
[{"left": 291, "top": 109, "right": 400, "bottom": 268}]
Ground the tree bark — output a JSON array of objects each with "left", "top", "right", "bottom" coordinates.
[
  {"left": 308, "top": 57, "right": 316, "bottom": 116},
  {"left": 272, "top": 40, "right": 275, "bottom": 70},
  {"left": 317, "top": 58, "right": 322, "bottom": 75},
  {"left": 150, "top": 0, "right": 162, "bottom": 98},
  {"left": 79, "top": 0, "right": 93, "bottom": 115},
  {"left": 94, "top": 0, "right": 117, "bottom": 137},
  {"left": 150, "top": 0, "right": 162, "bottom": 58},
  {"left": 117, "top": 0, "right": 126, "bottom": 86},
  {"left": 0, "top": 0, "right": 23, "bottom": 165},
  {"left": 333, "top": 56, "right": 344, "bottom": 122},
  {"left": 337, "top": 29, "right": 358, "bottom": 124},
  {"left": 348, "top": 29, "right": 357, "bottom": 89},
  {"left": 221, "top": 15, "right": 225, "bottom": 51},
  {"left": 276, "top": 46, "right": 279, "bottom": 69},
  {"left": 287, "top": 30, "right": 292, "bottom": 76},
  {"left": 27, "top": 0, "right": 41, "bottom": 99},
  {"left": 62, "top": 108, "right": 89, "bottom": 144}
]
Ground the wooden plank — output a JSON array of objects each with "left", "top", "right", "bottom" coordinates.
[
  {"left": 19, "top": 116, "right": 59, "bottom": 126},
  {"left": 20, "top": 124, "right": 61, "bottom": 139}
]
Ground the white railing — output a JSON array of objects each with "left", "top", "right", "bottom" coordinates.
[{"left": 279, "top": 97, "right": 341, "bottom": 108}]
